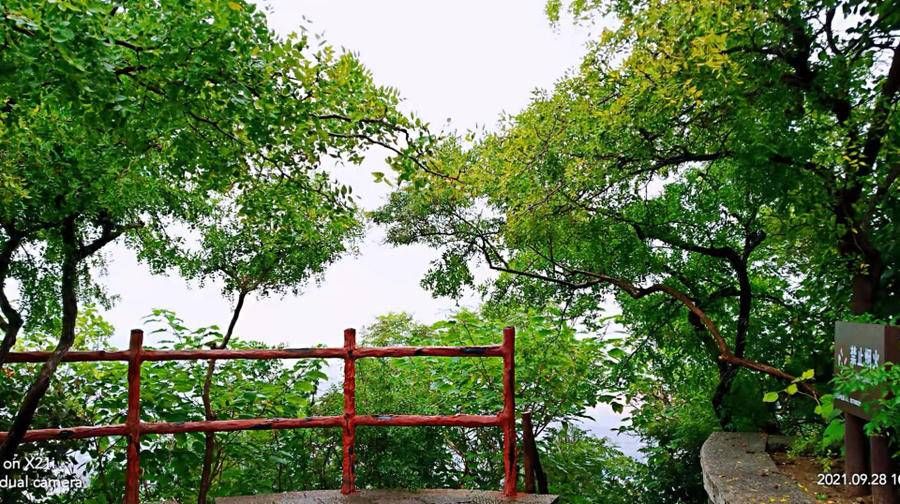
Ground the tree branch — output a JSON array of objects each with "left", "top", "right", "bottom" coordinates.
[
  {"left": 630, "top": 221, "right": 741, "bottom": 263},
  {"left": 0, "top": 232, "right": 24, "bottom": 366},
  {"left": 862, "top": 161, "right": 900, "bottom": 228},
  {"left": 325, "top": 130, "right": 458, "bottom": 182},
  {"left": 0, "top": 216, "right": 80, "bottom": 465},
  {"left": 198, "top": 288, "right": 249, "bottom": 504},
  {"left": 474, "top": 241, "right": 816, "bottom": 396},
  {"left": 859, "top": 42, "right": 900, "bottom": 177},
  {"left": 77, "top": 221, "right": 143, "bottom": 260}
]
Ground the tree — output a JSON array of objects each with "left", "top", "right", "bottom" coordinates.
[
  {"left": 7, "top": 309, "right": 330, "bottom": 504},
  {"left": 120, "top": 310, "right": 328, "bottom": 504},
  {"left": 0, "top": 0, "right": 428, "bottom": 464},
  {"left": 143, "top": 176, "right": 364, "bottom": 503},
  {"left": 374, "top": 0, "right": 898, "bottom": 426},
  {"left": 0, "top": 307, "right": 119, "bottom": 503},
  {"left": 539, "top": 424, "right": 647, "bottom": 504},
  {"left": 542, "top": 0, "right": 899, "bottom": 315}
]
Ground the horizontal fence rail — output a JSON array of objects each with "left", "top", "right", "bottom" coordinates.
[{"left": 0, "top": 326, "right": 518, "bottom": 503}]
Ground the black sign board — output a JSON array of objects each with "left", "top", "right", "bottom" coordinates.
[{"left": 833, "top": 322, "right": 900, "bottom": 419}]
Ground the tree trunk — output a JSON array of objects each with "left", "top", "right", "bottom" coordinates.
[
  {"left": 733, "top": 265, "right": 752, "bottom": 358},
  {"left": 711, "top": 365, "right": 738, "bottom": 428},
  {"left": 0, "top": 218, "right": 79, "bottom": 467},
  {"left": 0, "top": 315, "right": 22, "bottom": 369},
  {"left": 0, "top": 234, "right": 24, "bottom": 368},
  {"left": 689, "top": 309, "right": 736, "bottom": 428},
  {"left": 850, "top": 270, "right": 879, "bottom": 315},
  {"left": 197, "top": 290, "right": 247, "bottom": 504},
  {"left": 197, "top": 433, "right": 218, "bottom": 504},
  {"left": 712, "top": 258, "right": 752, "bottom": 428},
  {"left": 836, "top": 168, "right": 885, "bottom": 317}
]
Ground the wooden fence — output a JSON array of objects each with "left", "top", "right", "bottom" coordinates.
[{"left": 1, "top": 326, "right": 518, "bottom": 503}]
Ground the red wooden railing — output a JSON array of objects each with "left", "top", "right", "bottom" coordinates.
[{"left": 1, "top": 326, "right": 518, "bottom": 502}]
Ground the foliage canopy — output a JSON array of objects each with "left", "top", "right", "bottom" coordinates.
[{"left": 374, "top": 0, "right": 899, "bottom": 496}]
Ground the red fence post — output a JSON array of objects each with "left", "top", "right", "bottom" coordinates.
[
  {"left": 501, "top": 326, "right": 517, "bottom": 497},
  {"left": 341, "top": 328, "right": 357, "bottom": 495},
  {"left": 124, "top": 329, "right": 143, "bottom": 504}
]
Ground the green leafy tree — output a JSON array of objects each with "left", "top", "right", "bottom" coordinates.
[
  {"left": 539, "top": 0, "right": 898, "bottom": 317},
  {"left": 540, "top": 424, "right": 646, "bottom": 504},
  {"left": 141, "top": 173, "right": 364, "bottom": 502},
  {"left": 374, "top": 1, "right": 897, "bottom": 498},
  {"left": 0, "top": 0, "right": 428, "bottom": 464},
  {"left": 374, "top": 0, "right": 898, "bottom": 421},
  {"left": 0, "top": 307, "right": 118, "bottom": 503},
  {"left": 117, "top": 310, "right": 328, "bottom": 503}
]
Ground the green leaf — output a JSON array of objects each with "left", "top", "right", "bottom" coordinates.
[
  {"left": 814, "top": 394, "right": 835, "bottom": 419},
  {"left": 608, "top": 348, "right": 627, "bottom": 360},
  {"left": 50, "top": 27, "right": 75, "bottom": 43},
  {"left": 762, "top": 392, "right": 779, "bottom": 403},
  {"left": 821, "top": 419, "right": 845, "bottom": 448},
  {"left": 296, "top": 381, "right": 315, "bottom": 393}
]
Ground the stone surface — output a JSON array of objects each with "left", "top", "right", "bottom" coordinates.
[
  {"left": 700, "top": 432, "right": 812, "bottom": 504},
  {"left": 217, "top": 490, "right": 559, "bottom": 504}
]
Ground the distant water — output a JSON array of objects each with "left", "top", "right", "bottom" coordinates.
[{"left": 577, "top": 404, "right": 645, "bottom": 461}]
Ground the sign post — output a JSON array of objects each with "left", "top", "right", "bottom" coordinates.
[{"left": 834, "top": 322, "right": 899, "bottom": 503}]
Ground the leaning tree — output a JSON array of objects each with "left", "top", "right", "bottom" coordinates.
[
  {"left": 144, "top": 175, "right": 366, "bottom": 503},
  {"left": 0, "top": 0, "right": 430, "bottom": 466}
]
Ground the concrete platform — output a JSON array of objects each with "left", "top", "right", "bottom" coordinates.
[
  {"left": 217, "top": 489, "right": 559, "bottom": 504},
  {"left": 700, "top": 432, "right": 812, "bottom": 503}
]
